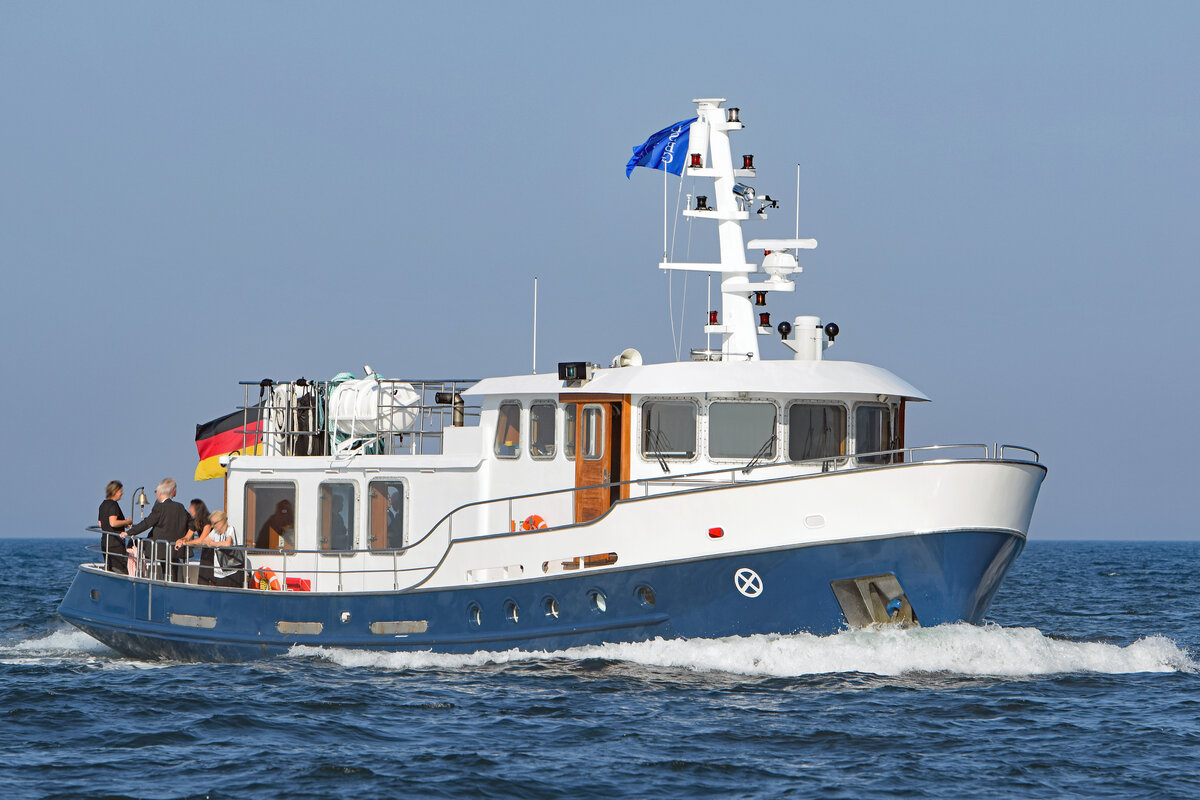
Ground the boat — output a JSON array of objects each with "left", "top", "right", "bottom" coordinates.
[{"left": 59, "top": 98, "right": 1046, "bottom": 661}]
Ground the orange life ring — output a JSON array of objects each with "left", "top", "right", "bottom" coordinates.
[
  {"left": 522, "top": 514, "right": 547, "bottom": 531},
  {"left": 254, "top": 567, "right": 282, "bottom": 591}
]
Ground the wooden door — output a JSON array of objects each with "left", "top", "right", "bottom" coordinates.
[{"left": 563, "top": 394, "right": 630, "bottom": 523}]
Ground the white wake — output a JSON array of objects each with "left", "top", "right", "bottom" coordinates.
[{"left": 290, "top": 624, "right": 1196, "bottom": 677}]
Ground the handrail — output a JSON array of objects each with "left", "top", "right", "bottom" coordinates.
[
  {"left": 410, "top": 441, "right": 1036, "bottom": 548},
  {"left": 80, "top": 441, "right": 1042, "bottom": 590}
]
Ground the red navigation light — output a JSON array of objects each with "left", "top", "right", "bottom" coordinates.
[
  {"left": 759, "top": 312, "right": 771, "bottom": 327},
  {"left": 743, "top": 154, "right": 754, "bottom": 170},
  {"left": 708, "top": 310, "right": 719, "bottom": 325},
  {"left": 754, "top": 291, "right": 767, "bottom": 307},
  {"left": 708, "top": 527, "right": 724, "bottom": 539},
  {"left": 690, "top": 153, "right": 702, "bottom": 168}
]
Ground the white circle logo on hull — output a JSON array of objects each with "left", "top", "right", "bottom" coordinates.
[{"left": 734, "top": 568, "right": 763, "bottom": 598}]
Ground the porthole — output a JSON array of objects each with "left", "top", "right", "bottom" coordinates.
[
  {"left": 588, "top": 589, "right": 607, "bottom": 614},
  {"left": 635, "top": 585, "right": 656, "bottom": 608},
  {"left": 543, "top": 596, "right": 560, "bottom": 619},
  {"left": 504, "top": 600, "right": 520, "bottom": 624},
  {"left": 467, "top": 602, "right": 482, "bottom": 627}
]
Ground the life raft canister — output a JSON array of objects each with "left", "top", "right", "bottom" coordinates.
[
  {"left": 521, "top": 514, "right": 547, "bottom": 531},
  {"left": 254, "top": 567, "right": 282, "bottom": 591}
]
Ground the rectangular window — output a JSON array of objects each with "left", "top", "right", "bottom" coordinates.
[
  {"left": 788, "top": 404, "right": 847, "bottom": 462},
  {"left": 582, "top": 404, "right": 604, "bottom": 460},
  {"left": 855, "top": 405, "right": 892, "bottom": 465},
  {"left": 530, "top": 402, "right": 556, "bottom": 460},
  {"left": 245, "top": 482, "right": 296, "bottom": 550},
  {"left": 641, "top": 400, "right": 697, "bottom": 459},
  {"left": 708, "top": 401, "right": 777, "bottom": 460},
  {"left": 368, "top": 480, "right": 406, "bottom": 550},
  {"left": 493, "top": 401, "right": 521, "bottom": 459},
  {"left": 564, "top": 404, "right": 577, "bottom": 461},
  {"left": 318, "top": 482, "right": 355, "bottom": 551}
]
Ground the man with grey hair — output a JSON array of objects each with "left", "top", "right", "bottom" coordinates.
[{"left": 127, "top": 478, "right": 192, "bottom": 581}]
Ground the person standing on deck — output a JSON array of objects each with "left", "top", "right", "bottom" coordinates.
[
  {"left": 98, "top": 481, "right": 133, "bottom": 573},
  {"left": 126, "top": 478, "right": 191, "bottom": 581}
]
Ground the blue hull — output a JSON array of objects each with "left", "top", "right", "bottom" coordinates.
[{"left": 58, "top": 529, "right": 1024, "bottom": 661}]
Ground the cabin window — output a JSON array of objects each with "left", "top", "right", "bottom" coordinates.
[
  {"left": 708, "top": 401, "right": 777, "bottom": 460},
  {"left": 788, "top": 404, "right": 847, "bottom": 462},
  {"left": 855, "top": 405, "right": 893, "bottom": 465},
  {"left": 493, "top": 401, "right": 521, "bottom": 459},
  {"left": 368, "top": 480, "right": 406, "bottom": 549},
  {"left": 245, "top": 482, "right": 296, "bottom": 550},
  {"left": 318, "top": 482, "right": 355, "bottom": 551},
  {"left": 564, "top": 404, "right": 577, "bottom": 461},
  {"left": 582, "top": 404, "right": 605, "bottom": 460},
  {"left": 641, "top": 400, "right": 697, "bottom": 459},
  {"left": 530, "top": 402, "right": 556, "bottom": 460}
]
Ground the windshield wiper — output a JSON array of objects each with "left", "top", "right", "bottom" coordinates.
[{"left": 742, "top": 433, "right": 777, "bottom": 475}]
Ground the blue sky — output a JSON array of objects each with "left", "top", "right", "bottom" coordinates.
[{"left": 1, "top": 2, "right": 1196, "bottom": 539}]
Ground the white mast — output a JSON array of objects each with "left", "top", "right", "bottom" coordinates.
[{"left": 658, "top": 98, "right": 816, "bottom": 362}]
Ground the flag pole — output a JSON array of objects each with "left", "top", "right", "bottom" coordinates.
[
  {"left": 795, "top": 164, "right": 801, "bottom": 239},
  {"left": 532, "top": 276, "right": 538, "bottom": 374},
  {"left": 663, "top": 168, "right": 668, "bottom": 261}
]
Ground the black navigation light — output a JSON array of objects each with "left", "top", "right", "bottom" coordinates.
[
  {"left": 824, "top": 322, "right": 840, "bottom": 342},
  {"left": 777, "top": 320, "right": 793, "bottom": 340},
  {"left": 754, "top": 291, "right": 767, "bottom": 306},
  {"left": 727, "top": 107, "right": 740, "bottom": 123},
  {"left": 695, "top": 195, "right": 709, "bottom": 211},
  {"left": 558, "top": 362, "right": 592, "bottom": 383}
]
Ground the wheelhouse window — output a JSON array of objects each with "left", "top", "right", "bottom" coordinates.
[
  {"left": 855, "top": 405, "right": 893, "bottom": 465},
  {"left": 564, "top": 404, "right": 577, "bottom": 461},
  {"left": 245, "top": 482, "right": 296, "bottom": 550},
  {"left": 641, "top": 400, "right": 697, "bottom": 460},
  {"left": 318, "top": 482, "right": 355, "bottom": 551},
  {"left": 493, "top": 401, "right": 521, "bottom": 459},
  {"left": 788, "top": 404, "right": 847, "bottom": 462},
  {"left": 530, "top": 402, "right": 556, "bottom": 460},
  {"left": 708, "top": 401, "right": 777, "bottom": 460},
  {"left": 582, "top": 404, "right": 605, "bottom": 460},
  {"left": 368, "top": 480, "right": 406, "bottom": 549}
]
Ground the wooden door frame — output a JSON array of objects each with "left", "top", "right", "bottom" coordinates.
[{"left": 560, "top": 393, "right": 631, "bottom": 521}]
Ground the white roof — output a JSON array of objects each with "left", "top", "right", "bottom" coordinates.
[{"left": 467, "top": 359, "right": 929, "bottom": 401}]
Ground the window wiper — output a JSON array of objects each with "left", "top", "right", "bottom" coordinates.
[
  {"left": 648, "top": 430, "right": 671, "bottom": 474},
  {"left": 742, "top": 433, "right": 777, "bottom": 475}
]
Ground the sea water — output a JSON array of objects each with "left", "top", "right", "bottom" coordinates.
[{"left": 2, "top": 539, "right": 1197, "bottom": 799}]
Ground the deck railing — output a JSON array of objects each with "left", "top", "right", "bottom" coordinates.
[{"left": 81, "top": 442, "right": 1040, "bottom": 591}]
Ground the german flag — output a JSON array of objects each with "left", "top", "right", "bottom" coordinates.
[{"left": 195, "top": 406, "right": 264, "bottom": 481}]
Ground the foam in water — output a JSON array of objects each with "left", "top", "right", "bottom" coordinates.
[
  {"left": 9, "top": 628, "right": 112, "bottom": 654},
  {"left": 289, "top": 624, "right": 1197, "bottom": 677}
]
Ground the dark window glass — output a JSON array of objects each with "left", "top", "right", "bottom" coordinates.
[
  {"left": 855, "top": 405, "right": 892, "bottom": 465},
  {"left": 642, "top": 401, "right": 697, "bottom": 459},
  {"left": 530, "top": 402, "right": 556, "bottom": 460},
  {"left": 368, "top": 480, "right": 406, "bottom": 549},
  {"left": 318, "top": 482, "right": 355, "bottom": 551},
  {"left": 788, "top": 404, "right": 847, "bottom": 462},
  {"left": 494, "top": 402, "right": 521, "bottom": 459},
  {"left": 709, "top": 402, "right": 777, "bottom": 459}
]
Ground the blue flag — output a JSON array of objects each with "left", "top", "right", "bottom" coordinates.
[{"left": 625, "top": 117, "right": 697, "bottom": 178}]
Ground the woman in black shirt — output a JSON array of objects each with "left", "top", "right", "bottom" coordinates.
[
  {"left": 98, "top": 480, "right": 132, "bottom": 574},
  {"left": 177, "top": 499, "right": 213, "bottom": 584}
]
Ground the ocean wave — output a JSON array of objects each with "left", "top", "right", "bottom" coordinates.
[
  {"left": 8, "top": 628, "right": 112, "bottom": 654},
  {"left": 289, "top": 624, "right": 1197, "bottom": 677}
]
